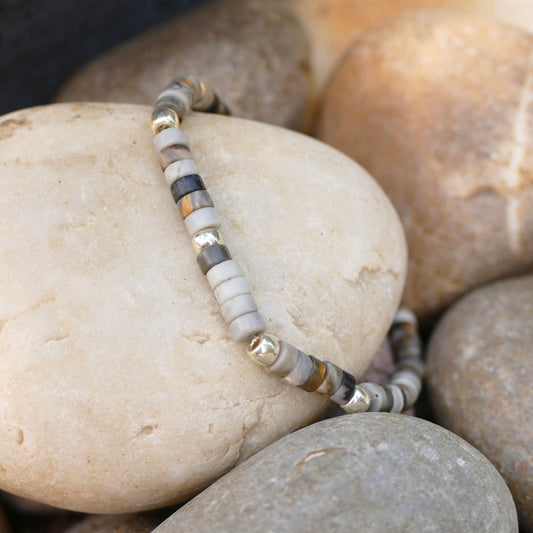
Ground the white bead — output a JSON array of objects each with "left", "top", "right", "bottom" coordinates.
[
  {"left": 153, "top": 127, "right": 189, "bottom": 152},
  {"left": 391, "top": 369, "right": 422, "bottom": 408},
  {"left": 393, "top": 307, "right": 418, "bottom": 327},
  {"left": 228, "top": 311, "right": 266, "bottom": 343},
  {"left": 267, "top": 341, "right": 300, "bottom": 377},
  {"left": 283, "top": 351, "right": 314, "bottom": 386},
  {"left": 220, "top": 293, "right": 258, "bottom": 323},
  {"left": 164, "top": 159, "right": 199, "bottom": 186},
  {"left": 206, "top": 260, "right": 244, "bottom": 290},
  {"left": 213, "top": 275, "right": 251, "bottom": 306},
  {"left": 388, "top": 384, "right": 405, "bottom": 413},
  {"left": 184, "top": 207, "right": 221, "bottom": 236}
]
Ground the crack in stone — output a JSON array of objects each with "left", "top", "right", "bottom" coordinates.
[
  {"left": 505, "top": 50, "right": 533, "bottom": 256},
  {"left": 1, "top": 296, "right": 56, "bottom": 329}
]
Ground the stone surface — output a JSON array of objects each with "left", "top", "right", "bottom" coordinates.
[
  {"left": 63, "top": 513, "right": 162, "bottom": 533},
  {"left": 317, "top": 12, "right": 533, "bottom": 322},
  {"left": 426, "top": 276, "right": 533, "bottom": 531},
  {"left": 0, "top": 103, "right": 406, "bottom": 513},
  {"left": 287, "top": 0, "right": 533, "bottom": 93},
  {"left": 154, "top": 413, "right": 518, "bottom": 533},
  {"left": 55, "top": 0, "right": 311, "bottom": 132}
]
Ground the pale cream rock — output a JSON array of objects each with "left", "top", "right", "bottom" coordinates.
[
  {"left": 286, "top": 0, "right": 533, "bottom": 94},
  {"left": 0, "top": 103, "right": 406, "bottom": 513},
  {"left": 55, "top": 0, "right": 312, "bottom": 132},
  {"left": 317, "top": 12, "right": 533, "bottom": 322}
]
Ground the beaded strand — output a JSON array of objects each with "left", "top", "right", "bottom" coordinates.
[{"left": 150, "top": 76, "right": 424, "bottom": 414}]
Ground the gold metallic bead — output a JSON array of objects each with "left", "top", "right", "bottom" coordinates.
[
  {"left": 341, "top": 385, "right": 371, "bottom": 414},
  {"left": 151, "top": 107, "right": 179, "bottom": 134},
  {"left": 248, "top": 333, "right": 280, "bottom": 366},
  {"left": 192, "top": 228, "right": 223, "bottom": 255}
]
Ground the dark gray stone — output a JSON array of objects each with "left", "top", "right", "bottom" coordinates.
[
  {"left": 427, "top": 275, "right": 533, "bottom": 531},
  {"left": 154, "top": 413, "right": 518, "bottom": 533}
]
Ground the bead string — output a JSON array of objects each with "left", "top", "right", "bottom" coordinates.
[{"left": 150, "top": 76, "right": 424, "bottom": 414}]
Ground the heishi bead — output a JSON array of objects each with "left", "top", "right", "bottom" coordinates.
[
  {"left": 391, "top": 369, "right": 422, "bottom": 408},
  {"left": 213, "top": 276, "right": 251, "bottom": 306},
  {"left": 192, "top": 228, "right": 223, "bottom": 255},
  {"left": 397, "top": 358, "right": 425, "bottom": 379},
  {"left": 165, "top": 160, "right": 198, "bottom": 186},
  {"left": 315, "top": 361, "right": 344, "bottom": 396},
  {"left": 170, "top": 175, "right": 206, "bottom": 204},
  {"left": 266, "top": 340, "right": 300, "bottom": 377},
  {"left": 329, "top": 371, "right": 357, "bottom": 405},
  {"left": 150, "top": 107, "right": 179, "bottom": 134},
  {"left": 387, "top": 384, "right": 406, "bottom": 413},
  {"left": 155, "top": 85, "right": 194, "bottom": 120},
  {"left": 342, "top": 386, "right": 371, "bottom": 413},
  {"left": 196, "top": 244, "right": 232, "bottom": 275},
  {"left": 160, "top": 148, "right": 194, "bottom": 172},
  {"left": 178, "top": 190, "right": 214, "bottom": 219},
  {"left": 229, "top": 311, "right": 266, "bottom": 343},
  {"left": 360, "top": 383, "right": 393, "bottom": 412},
  {"left": 220, "top": 293, "right": 258, "bottom": 324},
  {"left": 206, "top": 259, "right": 244, "bottom": 290},
  {"left": 248, "top": 333, "right": 280, "bottom": 366},
  {"left": 392, "top": 307, "right": 417, "bottom": 327},
  {"left": 179, "top": 76, "right": 206, "bottom": 104},
  {"left": 153, "top": 127, "right": 189, "bottom": 152},
  {"left": 283, "top": 351, "right": 316, "bottom": 387},
  {"left": 184, "top": 207, "right": 221, "bottom": 236},
  {"left": 299, "top": 356, "right": 327, "bottom": 392}
]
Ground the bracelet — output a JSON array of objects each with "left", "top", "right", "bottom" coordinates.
[{"left": 150, "top": 76, "right": 424, "bottom": 414}]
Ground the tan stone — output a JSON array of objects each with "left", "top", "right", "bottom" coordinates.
[
  {"left": 55, "top": 0, "right": 311, "bottom": 132},
  {"left": 286, "top": 0, "right": 533, "bottom": 93},
  {"left": 317, "top": 12, "right": 533, "bottom": 322},
  {"left": 0, "top": 103, "right": 406, "bottom": 512},
  {"left": 426, "top": 276, "right": 533, "bottom": 531}
]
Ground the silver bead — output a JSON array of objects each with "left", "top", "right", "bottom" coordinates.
[
  {"left": 150, "top": 106, "right": 179, "bottom": 134},
  {"left": 341, "top": 385, "right": 371, "bottom": 414},
  {"left": 248, "top": 333, "right": 280, "bottom": 366},
  {"left": 192, "top": 228, "right": 223, "bottom": 255}
]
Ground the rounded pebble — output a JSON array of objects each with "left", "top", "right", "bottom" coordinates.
[
  {"left": 287, "top": 0, "right": 533, "bottom": 93},
  {"left": 427, "top": 276, "right": 533, "bottom": 530},
  {"left": 0, "top": 103, "right": 405, "bottom": 512},
  {"left": 55, "top": 0, "right": 312, "bottom": 131},
  {"left": 317, "top": 12, "right": 533, "bottom": 322},
  {"left": 154, "top": 413, "right": 518, "bottom": 533}
]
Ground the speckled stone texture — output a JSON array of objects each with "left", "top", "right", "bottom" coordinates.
[
  {"left": 427, "top": 276, "right": 533, "bottom": 531},
  {"left": 317, "top": 12, "right": 533, "bottom": 322},
  {"left": 287, "top": 0, "right": 533, "bottom": 93},
  {"left": 55, "top": 0, "right": 311, "bottom": 132},
  {"left": 0, "top": 103, "right": 406, "bottom": 513},
  {"left": 154, "top": 413, "right": 518, "bottom": 533}
]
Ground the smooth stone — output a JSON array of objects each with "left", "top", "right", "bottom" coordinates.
[
  {"left": 0, "top": 103, "right": 406, "bottom": 512},
  {"left": 287, "top": 0, "right": 533, "bottom": 94},
  {"left": 427, "top": 276, "right": 533, "bottom": 531},
  {"left": 55, "top": 0, "right": 311, "bottom": 132},
  {"left": 63, "top": 513, "right": 161, "bottom": 533},
  {"left": 154, "top": 413, "right": 518, "bottom": 533},
  {"left": 317, "top": 12, "right": 533, "bottom": 322}
]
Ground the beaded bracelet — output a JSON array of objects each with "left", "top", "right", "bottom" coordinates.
[{"left": 150, "top": 76, "right": 424, "bottom": 414}]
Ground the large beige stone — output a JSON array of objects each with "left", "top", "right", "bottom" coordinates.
[
  {"left": 0, "top": 103, "right": 406, "bottom": 513},
  {"left": 55, "top": 0, "right": 311, "bottom": 132},
  {"left": 286, "top": 0, "right": 533, "bottom": 94},
  {"left": 317, "top": 12, "right": 533, "bottom": 322}
]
